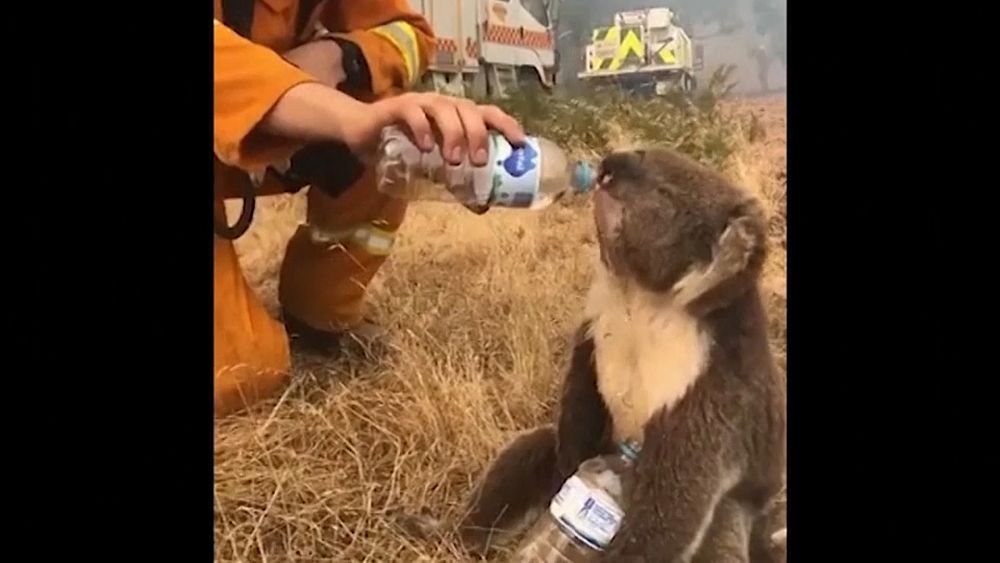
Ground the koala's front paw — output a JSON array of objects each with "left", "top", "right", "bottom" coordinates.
[{"left": 770, "top": 527, "right": 786, "bottom": 549}]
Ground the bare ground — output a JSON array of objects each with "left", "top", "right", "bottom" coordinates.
[{"left": 216, "top": 97, "right": 787, "bottom": 562}]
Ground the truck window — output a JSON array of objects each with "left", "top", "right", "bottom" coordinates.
[{"left": 522, "top": 0, "right": 550, "bottom": 27}]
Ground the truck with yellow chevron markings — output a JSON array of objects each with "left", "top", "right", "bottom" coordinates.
[{"left": 578, "top": 7, "right": 702, "bottom": 95}]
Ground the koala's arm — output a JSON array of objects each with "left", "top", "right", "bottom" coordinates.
[
  {"left": 556, "top": 321, "right": 612, "bottom": 476},
  {"left": 458, "top": 425, "right": 559, "bottom": 555},
  {"left": 675, "top": 199, "right": 768, "bottom": 316},
  {"left": 602, "top": 388, "right": 746, "bottom": 562},
  {"left": 457, "top": 323, "right": 610, "bottom": 554}
]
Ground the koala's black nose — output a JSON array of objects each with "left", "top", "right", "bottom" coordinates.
[{"left": 598, "top": 151, "right": 647, "bottom": 187}]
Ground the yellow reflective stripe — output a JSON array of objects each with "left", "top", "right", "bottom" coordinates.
[
  {"left": 610, "top": 28, "right": 644, "bottom": 70},
  {"left": 308, "top": 223, "right": 397, "bottom": 257},
  {"left": 357, "top": 225, "right": 396, "bottom": 255},
  {"left": 658, "top": 46, "right": 677, "bottom": 64},
  {"left": 371, "top": 21, "right": 420, "bottom": 85},
  {"left": 589, "top": 27, "right": 619, "bottom": 71}
]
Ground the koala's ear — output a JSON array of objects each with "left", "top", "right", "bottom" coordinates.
[
  {"left": 716, "top": 199, "right": 767, "bottom": 272},
  {"left": 672, "top": 198, "right": 768, "bottom": 314}
]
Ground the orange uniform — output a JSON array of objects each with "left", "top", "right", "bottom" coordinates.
[{"left": 213, "top": 0, "right": 434, "bottom": 415}]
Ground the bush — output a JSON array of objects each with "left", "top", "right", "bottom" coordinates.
[{"left": 490, "top": 66, "right": 748, "bottom": 169}]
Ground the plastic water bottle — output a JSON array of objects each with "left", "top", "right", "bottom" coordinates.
[
  {"left": 374, "top": 126, "right": 596, "bottom": 212},
  {"left": 512, "top": 440, "right": 641, "bottom": 562}
]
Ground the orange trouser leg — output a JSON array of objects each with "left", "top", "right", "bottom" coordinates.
[
  {"left": 279, "top": 167, "right": 407, "bottom": 331},
  {"left": 214, "top": 199, "right": 292, "bottom": 416}
]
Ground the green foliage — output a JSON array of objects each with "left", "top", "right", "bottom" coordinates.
[{"left": 488, "top": 66, "right": 748, "bottom": 169}]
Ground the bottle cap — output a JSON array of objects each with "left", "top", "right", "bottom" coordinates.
[
  {"left": 571, "top": 161, "right": 597, "bottom": 194},
  {"left": 618, "top": 440, "right": 641, "bottom": 462}
]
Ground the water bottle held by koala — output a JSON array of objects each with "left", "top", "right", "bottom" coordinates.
[{"left": 512, "top": 440, "right": 641, "bottom": 562}]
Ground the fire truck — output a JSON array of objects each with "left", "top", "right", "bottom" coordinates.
[
  {"left": 578, "top": 7, "right": 703, "bottom": 95},
  {"left": 407, "top": 0, "right": 559, "bottom": 98}
]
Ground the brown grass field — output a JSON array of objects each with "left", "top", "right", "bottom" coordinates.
[{"left": 215, "top": 91, "right": 787, "bottom": 562}]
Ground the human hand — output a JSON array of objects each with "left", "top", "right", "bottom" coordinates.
[
  {"left": 344, "top": 92, "right": 527, "bottom": 166},
  {"left": 283, "top": 40, "right": 346, "bottom": 88}
]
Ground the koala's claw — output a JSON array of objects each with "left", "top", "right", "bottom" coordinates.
[{"left": 770, "top": 527, "right": 787, "bottom": 549}]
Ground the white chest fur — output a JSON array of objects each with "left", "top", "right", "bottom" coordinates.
[{"left": 585, "top": 264, "right": 712, "bottom": 443}]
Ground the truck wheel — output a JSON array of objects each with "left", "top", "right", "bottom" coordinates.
[
  {"left": 463, "top": 70, "right": 487, "bottom": 100},
  {"left": 484, "top": 63, "right": 500, "bottom": 98},
  {"left": 416, "top": 72, "right": 435, "bottom": 93},
  {"left": 517, "top": 65, "right": 546, "bottom": 93},
  {"left": 681, "top": 73, "right": 697, "bottom": 94}
]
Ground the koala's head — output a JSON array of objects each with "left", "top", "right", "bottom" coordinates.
[{"left": 593, "top": 148, "right": 767, "bottom": 296}]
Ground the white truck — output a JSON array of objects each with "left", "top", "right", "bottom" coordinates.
[
  {"left": 578, "top": 7, "right": 702, "bottom": 95},
  {"left": 407, "top": 0, "right": 560, "bottom": 98}
]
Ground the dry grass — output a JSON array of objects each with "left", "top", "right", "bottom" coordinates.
[{"left": 216, "top": 90, "right": 787, "bottom": 562}]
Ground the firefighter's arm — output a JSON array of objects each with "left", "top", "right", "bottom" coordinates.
[
  {"left": 319, "top": 0, "right": 435, "bottom": 98},
  {"left": 214, "top": 20, "right": 318, "bottom": 170}
]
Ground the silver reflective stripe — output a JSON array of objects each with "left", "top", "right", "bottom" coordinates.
[
  {"left": 371, "top": 21, "right": 420, "bottom": 85},
  {"left": 248, "top": 159, "right": 291, "bottom": 187},
  {"left": 311, "top": 22, "right": 330, "bottom": 39},
  {"left": 248, "top": 169, "right": 266, "bottom": 187},
  {"left": 307, "top": 222, "right": 397, "bottom": 257},
  {"left": 271, "top": 159, "right": 292, "bottom": 175}
]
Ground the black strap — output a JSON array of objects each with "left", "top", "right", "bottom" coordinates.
[
  {"left": 215, "top": 175, "right": 258, "bottom": 240},
  {"left": 280, "top": 141, "right": 366, "bottom": 198},
  {"left": 296, "top": 0, "right": 324, "bottom": 37},
  {"left": 215, "top": 0, "right": 326, "bottom": 240},
  {"left": 222, "top": 0, "right": 255, "bottom": 38},
  {"left": 216, "top": 0, "right": 257, "bottom": 239}
]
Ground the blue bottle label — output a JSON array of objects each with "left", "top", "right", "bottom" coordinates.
[
  {"left": 548, "top": 475, "right": 624, "bottom": 551},
  {"left": 488, "top": 135, "right": 541, "bottom": 208}
]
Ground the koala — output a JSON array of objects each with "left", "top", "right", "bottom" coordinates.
[{"left": 455, "top": 148, "right": 787, "bottom": 562}]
